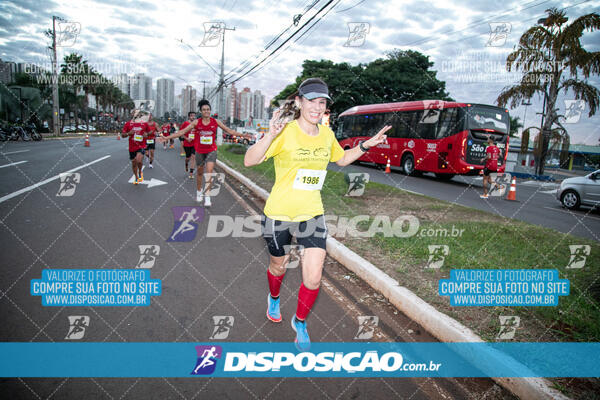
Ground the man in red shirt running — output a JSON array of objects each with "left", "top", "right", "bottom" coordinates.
[
  {"left": 181, "top": 111, "right": 197, "bottom": 179},
  {"left": 160, "top": 99, "right": 242, "bottom": 206},
  {"left": 161, "top": 122, "right": 171, "bottom": 150},
  {"left": 145, "top": 113, "right": 159, "bottom": 168},
  {"left": 481, "top": 136, "right": 500, "bottom": 198},
  {"left": 122, "top": 110, "right": 149, "bottom": 184}
]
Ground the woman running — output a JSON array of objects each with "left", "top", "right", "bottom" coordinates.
[
  {"left": 159, "top": 99, "right": 243, "bottom": 206},
  {"left": 244, "top": 78, "right": 390, "bottom": 351},
  {"left": 145, "top": 113, "right": 159, "bottom": 168}
]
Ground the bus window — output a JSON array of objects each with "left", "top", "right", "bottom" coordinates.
[
  {"left": 335, "top": 117, "right": 346, "bottom": 139},
  {"left": 417, "top": 109, "right": 439, "bottom": 139},
  {"left": 436, "top": 108, "right": 459, "bottom": 139}
]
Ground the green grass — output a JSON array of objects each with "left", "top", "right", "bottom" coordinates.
[{"left": 219, "top": 144, "right": 600, "bottom": 342}]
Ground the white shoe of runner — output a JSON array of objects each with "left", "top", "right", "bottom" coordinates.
[{"left": 204, "top": 196, "right": 211, "bottom": 207}]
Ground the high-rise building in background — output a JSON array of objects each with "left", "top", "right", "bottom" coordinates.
[
  {"left": 252, "top": 90, "right": 265, "bottom": 120},
  {"left": 115, "top": 73, "right": 130, "bottom": 97},
  {"left": 130, "top": 73, "right": 152, "bottom": 100},
  {"left": 156, "top": 78, "right": 175, "bottom": 119},
  {"left": 182, "top": 85, "right": 197, "bottom": 115},
  {"left": 225, "top": 83, "right": 237, "bottom": 121},
  {"left": 175, "top": 94, "right": 183, "bottom": 117},
  {"left": 238, "top": 87, "right": 252, "bottom": 121},
  {"left": 0, "top": 59, "right": 14, "bottom": 84}
]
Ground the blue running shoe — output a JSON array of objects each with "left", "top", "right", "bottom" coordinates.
[
  {"left": 266, "top": 294, "right": 282, "bottom": 323},
  {"left": 291, "top": 315, "right": 310, "bottom": 351}
]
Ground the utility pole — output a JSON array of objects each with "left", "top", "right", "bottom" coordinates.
[
  {"left": 218, "top": 24, "right": 235, "bottom": 119},
  {"left": 199, "top": 80, "right": 209, "bottom": 100},
  {"left": 51, "top": 16, "right": 62, "bottom": 136}
]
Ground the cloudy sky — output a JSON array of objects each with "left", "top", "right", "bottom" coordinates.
[{"left": 1, "top": 0, "right": 599, "bottom": 144}]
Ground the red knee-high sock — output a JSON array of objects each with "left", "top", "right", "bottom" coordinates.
[
  {"left": 296, "top": 283, "right": 319, "bottom": 320},
  {"left": 267, "top": 269, "right": 285, "bottom": 298}
]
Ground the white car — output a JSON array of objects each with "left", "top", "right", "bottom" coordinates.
[
  {"left": 63, "top": 125, "right": 77, "bottom": 132},
  {"left": 556, "top": 170, "right": 600, "bottom": 210}
]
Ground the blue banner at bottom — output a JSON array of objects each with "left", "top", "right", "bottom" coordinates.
[{"left": 0, "top": 342, "right": 598, "bottom": 378}]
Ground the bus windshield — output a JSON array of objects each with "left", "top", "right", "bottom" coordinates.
[{"left": 466, "top": 105, "right": 509, "bottom": 134}]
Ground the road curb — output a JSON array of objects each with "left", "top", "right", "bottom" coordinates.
[{"left": 216, "top": 159, "right": 570, "bottom": 400}]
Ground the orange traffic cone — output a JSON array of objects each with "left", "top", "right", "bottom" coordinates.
[
  {"left": 506, "top": 177, "right": 517, "bottom": 201},
  {"left": 84, "top": 134, "right": 90, "bottom": 147},
  {"left": 384, "top": 158, "right": 391, "bottom": 174},
  {"left": 117, "top": 133, "right": 120, "bottom": 140}
]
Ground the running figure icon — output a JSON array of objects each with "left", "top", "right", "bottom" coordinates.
[
  {"left": 193, "top": 346, "right": 218, "bottom": 373},
  {"left": 170, "top": 209, "right": 199, "bottom": 241}
]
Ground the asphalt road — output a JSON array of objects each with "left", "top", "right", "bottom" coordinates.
[
  {"left": 328, "top": 162, "right": 600, "bottom": 241},
  {"left": 0, "top": 137, "right": 513, "bottom": 399}
]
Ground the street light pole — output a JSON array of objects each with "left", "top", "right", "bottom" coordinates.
[
  {"left": 51, "top": 16, "right": 61, "bottom": 136},
  {"left": 218, "top": 25, "right": 235, "bottom": 119}
]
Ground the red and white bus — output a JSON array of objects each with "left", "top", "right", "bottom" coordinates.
[{"left": 335, "top": 100, "right": 509, "bottom": 179}]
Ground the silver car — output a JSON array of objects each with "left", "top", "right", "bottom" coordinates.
[{"left": 556, "top": 169, "right": 600, "bottom": 210}]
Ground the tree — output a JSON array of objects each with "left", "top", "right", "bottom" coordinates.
[
  {"left": 273, "top": 50, "right": 452, "bottom": 118},
  {"left": 509, "top": 115, "right": 523, "bottom": 137},
  {"left": 496, "top": 8, "right": 600, "bottom": 175}
]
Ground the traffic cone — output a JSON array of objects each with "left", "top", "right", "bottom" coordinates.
[
  {"left": 384, "top": 157, "right": 391, "bottom": 174},
  {"left": 84, "top": 134, "right": 90, "bottom": 147},
  {"left": 506, "top": 177, "right": 517, "bottom": 201},
  {"left": 117, "top": 133, "right": 120, "bottom": 140}
]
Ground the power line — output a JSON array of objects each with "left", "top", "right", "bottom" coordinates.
[
  {"left": 222, "top": 0, "right": 322, "bottom": 82},
  {"left": 225, "top": 0, "right": 339, "bottom": 85}
]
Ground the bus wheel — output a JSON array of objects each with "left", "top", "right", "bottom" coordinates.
[
  {"left": 435, "top": 173, "right": 455, "bottom": 181},
  {"left": 402, "top": 154, "right": 415, "bottom": 175}
]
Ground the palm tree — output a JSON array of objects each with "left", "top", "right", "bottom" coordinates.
[
  {"left": 496, "top": 8, "right": 600, "bottom": 175},
  {"left": 509, "top": 115, "right": 523, "bottom": 137}
]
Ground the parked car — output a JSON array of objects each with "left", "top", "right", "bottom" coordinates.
[
  {"left": 63, "top": 125, "right": 77, "bottom": 133},
  {"left": 556, "top": 169, "right": 600, "bottom": 210}
]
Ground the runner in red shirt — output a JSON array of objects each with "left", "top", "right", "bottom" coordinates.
[
  {"left": 145, "top": 114, "right": 159, "bottom": 168},
  {"left": 160, "top": 122, "right": 170, "bottom": 150},
  {"left": 160, "top": 99, "right": 243, "bottom": 206},
  {"left": 181, "top": 111, "right": 197, "bottom": 179},
  {"left": 480, "top": 136, "right": 500, "bottom": 198},
  {"left": 121, "top": 110, "right": 149, "bottom": 184}
]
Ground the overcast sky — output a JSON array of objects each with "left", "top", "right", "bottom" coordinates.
[{"left": 1, "top": 0, "right": 599, "bottom": 144}]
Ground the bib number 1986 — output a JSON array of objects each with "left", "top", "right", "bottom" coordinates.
[{"left": 293, "top": 169, "right": 327, "bottom": 191}]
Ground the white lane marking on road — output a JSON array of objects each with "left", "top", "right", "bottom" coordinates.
[
  {"left": 1, "top": 149, "right": 30, "bottom": 156},
  {"left": 127, "top": 166, "right": 167, "bottom": 187},
  {"left": 543, "top": 206, "right": 600, "bottom": 220},
  {"left": 0, "top": 155, "right": 111, "bottom": 204},
  {"left": 0, "top": 160, "right": 27, "bottom": 169}
]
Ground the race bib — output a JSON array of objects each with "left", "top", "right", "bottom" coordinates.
[
  {"left": 200, "top": 136, "right": 213, "bottom": 145},
  {"left": 133, "top": 134, "right": 143, "bottom": 142},
  {"left": 146, "top": 139, "right": 154, "bottom": 144},
  {"left": 188, "top": 133, "right": 195, "bottom": 139},
  {"left": 293, "top": 169, "right": 327, "bottom": 191}
]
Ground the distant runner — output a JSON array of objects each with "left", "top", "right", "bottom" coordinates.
[
  {"left": 145, "top": 113, "right": 159, "bottom": 168},
  {"left": 480, "top": 136, "right": 500, "bottom": 199}
]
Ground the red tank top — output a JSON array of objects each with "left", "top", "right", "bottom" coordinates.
[{"left": 193, "top": 117, "right": 218, "bottom": 154}]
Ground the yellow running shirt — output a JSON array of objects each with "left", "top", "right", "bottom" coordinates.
[{"left": 263, "top": 119, "right": 345, "bottom": 222}]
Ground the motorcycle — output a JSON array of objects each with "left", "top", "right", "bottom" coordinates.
[{"left": 25, "top": 122, "right": 42, "bottom": 141}]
